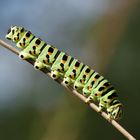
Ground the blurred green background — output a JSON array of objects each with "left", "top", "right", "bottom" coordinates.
[{"left": 0, "top": 0, "right": 140, "bottom": 140}]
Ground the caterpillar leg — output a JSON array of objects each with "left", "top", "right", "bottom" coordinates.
[
  {"left": 98, "top": 99, "right": 112, "bottom": 120},
  {"left": 74, "top": 81, "right": 83, "bottom": 91},
  {"left": 107, "top": 113, "right": 112, "bottom": 121},
  {"left": 63, "top": 76, "right": 72, "bottom": 86},
  {"left": 34, "top": 60, "right": 50, "bottom": 70},
  {"left": 34, "top": 61, "right": 44, "bottom": 70},
  {"left": 51, "top": 70, "right": 61, "bottom": 79},
  {"left": 85, "top": 95, "right": 94, "bottom": 104},
  {"left": 82, "top": 87, "right": 91, "bottom": 97},
  {"left": 19, "top": 51, "right": 36, "bottom": 60},
  {"left": 98, "top": 105, "right": 104, "bottom": 113},
  {"left": 98, "top": 96, "right": 106, "bottom": 112},
  {"left": 85, "top": 92, "right": 98, "bottom": 103}
]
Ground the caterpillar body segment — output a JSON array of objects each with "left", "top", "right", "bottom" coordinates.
[
  {"left": 98, "top": 88, "right": 116, "bottom": 109},
  {"left": 86, "top": 79, "right": 112, "bottom": 102},
  {"left": 74, "top": 66, "right": 94, "bottom": 90},
  {"left": 63, "top": 59, "right": 84, "bottom": 86},
  {"left": 93, "top": 79, "right": 111, "bottom": 99},
  {"left": 6, "top": 26, "right": 123, "bottom": 121},
  {"left": 16, "top": 31, "right": 35, "bottom": 49},
  {"left": 34, "top": 44, "right": 60, "bottom": 70},
  {"left": 83, "top": 72, "right": 104, "bottom": 97},
  {"left": 51, "top": 52, "right": 72, "bottom": 79},
  {"left": 19, "top": 38, "right": 46, "bottom": 60}
]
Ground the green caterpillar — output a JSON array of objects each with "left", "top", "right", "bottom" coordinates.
[{"left": 6, "top": 26, "right": 123, "bottom": 120}]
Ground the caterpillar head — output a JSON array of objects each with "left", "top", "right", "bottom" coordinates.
[
  {"left": 6, "top": 26, "right": 25, "bottom": 42},
  {"left": 107, "top": 103, "right": 123, "bottom": 120}
]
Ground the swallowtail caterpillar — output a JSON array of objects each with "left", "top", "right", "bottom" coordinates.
[{"left": 6, "top": 26, "right": 123, "bottom": 120}]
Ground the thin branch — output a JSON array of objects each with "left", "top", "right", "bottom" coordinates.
[{"left": 0, "top": 39, "right": 136, "bottom": 140}]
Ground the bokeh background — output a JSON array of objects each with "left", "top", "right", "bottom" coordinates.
[{"left": 0, "top": 0, "right": 140, "bottom": 140}]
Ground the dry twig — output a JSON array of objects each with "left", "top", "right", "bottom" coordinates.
[{"left": 0, "top": 39, "right": 136, "bottom": 140}]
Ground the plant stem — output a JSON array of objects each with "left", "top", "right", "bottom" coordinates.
[{"left": 0, "top": 39, "right": 136, "bottom": 140}]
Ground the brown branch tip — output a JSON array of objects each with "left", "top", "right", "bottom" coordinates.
[{"left": 0, "top": 39, "right": 136, "bottom": 140}]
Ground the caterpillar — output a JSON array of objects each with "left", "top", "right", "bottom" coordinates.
[{"left": 6, "top": 26, "right": 123, "bottom": 120}]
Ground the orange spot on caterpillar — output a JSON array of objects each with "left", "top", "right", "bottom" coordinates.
[{"left": 88, "top": 86, "right": 92, "bottom": 90}]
